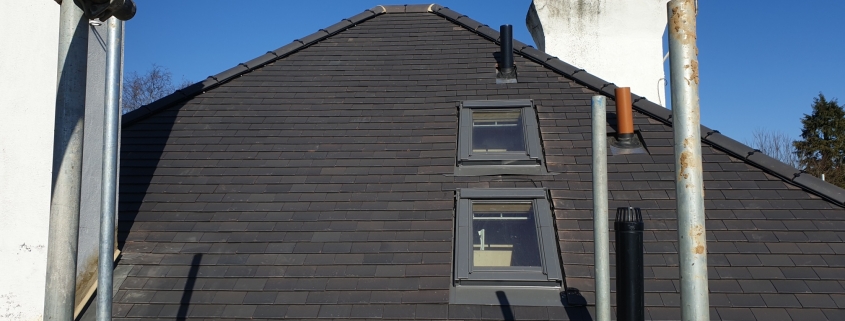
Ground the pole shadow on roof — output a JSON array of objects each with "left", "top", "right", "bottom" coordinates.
[{"left": 177, "top": 253, "right": 203, "bottom": 319}]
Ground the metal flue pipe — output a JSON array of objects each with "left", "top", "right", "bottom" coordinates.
[
  {"left": 591, "top": 95, "right": 610, "bottom": 321},
  {"left": 44, "top": 1, "right": 89, "bottom": 320},
  {"left": 667, "top": 1, "right": 710, "bottom": 320},
  {"left": 97, "top": 16, "right": 123, "bottom": 321},
  {"left": 615, "top": 207, "right": 644, "bottom": 321},
  {"left": 499, "top": 24, "right": 514, "bottom": 75}
]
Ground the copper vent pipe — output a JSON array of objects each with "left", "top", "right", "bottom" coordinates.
[{"left": 615, "top": 87, "right": 635, "bottom": 145}]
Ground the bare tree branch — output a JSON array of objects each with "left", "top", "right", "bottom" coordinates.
[
  {"left": 122, "top": 64, "right": 190, "bottom": 113},
  {"left": 745, "top": 128, "right": 800, "bottom": 169}
]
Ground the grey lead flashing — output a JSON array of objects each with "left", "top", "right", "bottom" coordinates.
[
  {"left": 449, "top": 284, "right": 565, "bottom": 307},
  {"left": 453, "top": 165, "right": 548, "bottom": 177},
  {"left": 121, "top": 6, "right": 387, "bottom": 126},
  {"left": 458, "top": 188, "right": 547, "bottom": 199},
  {"left": 462, "top": 99, "right": 532, "bottom": 108},
  {"left": 429, "top": 5, "right": 845, "bottom": 207}
]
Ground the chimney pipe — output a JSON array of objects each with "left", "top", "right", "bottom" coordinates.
[
  {"left": 615, "top": 87, "right": 635, "bottom": 146},
  {"left": 497, "top": 24, "right": 516, "bottom": 82},
  {"left": 615, "top": 207, "right": 645, "bottom": 321}
]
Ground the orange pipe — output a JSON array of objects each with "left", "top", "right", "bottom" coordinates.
[{"left": 615, "top": 87, "right": 634, "bottom": 135}]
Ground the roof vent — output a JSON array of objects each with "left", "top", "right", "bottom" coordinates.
[
  {"left": 496, "top": 24, "right": 517, "bottom": 84},
  {"left": 610, "top": 87, "right": 647, "bottom": 155}
]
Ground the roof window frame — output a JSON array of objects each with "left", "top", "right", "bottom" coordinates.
[
  {"left": 455, "top": 100, "right": 547, "bottom": 176},
  {"left": 451, "top": 188, "right": 564, "bottom": 306}
]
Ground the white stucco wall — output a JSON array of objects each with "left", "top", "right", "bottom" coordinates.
[
  {"left": 0, "top": 2, "right": 60, "bottom": 320},
  {"left": 527, "top": 0, "right": 670, "bottom": 105},
  {"left": 0, "top": 2, "right": 116, "bottom": 319}
]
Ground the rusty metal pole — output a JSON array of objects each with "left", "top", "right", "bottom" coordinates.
[{"left": 667, "top": 1, "right": 710, "bottom": 321}]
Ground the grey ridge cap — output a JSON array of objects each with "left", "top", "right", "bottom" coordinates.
[
  {"left": 120, "top": 2, "right": 845, "bottom": 208},
  {"left": 378, "top": 4, "right": 435, "bottom": 13}
]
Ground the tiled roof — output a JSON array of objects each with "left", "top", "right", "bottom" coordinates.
[{"left": 113, "top": 4, "right": 845, "bottom": 320}]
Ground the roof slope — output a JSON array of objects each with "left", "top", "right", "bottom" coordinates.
[{"left": 114, "top": 4, "right": 845, "bottom": 321}]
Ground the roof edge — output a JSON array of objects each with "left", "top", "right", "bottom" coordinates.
[
  {"left": 428, "top": 5, "right": 845, "bottom": 208},
  {"left": 122, "top": 5, "right": 390, "bottom": 125}
]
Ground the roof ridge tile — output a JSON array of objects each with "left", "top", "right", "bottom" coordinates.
[{"left": 379, "top": 4, "right": 434, "bottom": 13}]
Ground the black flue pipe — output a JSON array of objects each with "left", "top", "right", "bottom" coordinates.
[
  {"left": 615, "top": 207, "right": 644, "bottom": 321},
  {"left": 499, "top": 24, "right": 514, "bottom": 75}
]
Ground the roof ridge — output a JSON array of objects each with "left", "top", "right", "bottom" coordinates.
[
  {"left": 121, "top": 3, "right": 845, "bottom": 208},
  {"left": 121, "top": 4, "right": 397, "bottom": 125},
  {"left": 121, "top": 4, "right": 444, "bottom": 126},
  {"left": 427, "top": 5, "right": 845, "bottom": 207},
  {"left": 377, "top": 4, "right": 436, "bottom": 13}
]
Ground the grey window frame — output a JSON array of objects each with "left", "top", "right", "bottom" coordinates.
[
  {"left": 454, "top": 188, "right": 562, "bottom": 287},
  {"left": 455, "top": 100, "right": 547, "bottom": 176}
]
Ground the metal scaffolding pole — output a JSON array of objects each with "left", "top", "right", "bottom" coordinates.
[
  {"left": 667, "top": 1, "right": 710, "bottom": 320},
  {"left": 97, "top": 16, "right": 123, "bottom": 321},
  {"left": 591, "top": 95, "right": 610, "bottom": 321},
  {"left": 44, "top": 1, "right": 88, "bottom": 320}
]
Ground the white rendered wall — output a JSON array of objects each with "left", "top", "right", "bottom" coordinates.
[
  {"left": 527, "top": 0, "right": 670, "bottom": 105},
  {"left": 0, "top": 2, "right": 60, "bottom": 320},
  {"left": 1, "top": 2, "right": 115, "bottom": 319}
]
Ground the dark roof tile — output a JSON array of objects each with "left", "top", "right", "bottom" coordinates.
[
  {"left": 726, "top": 293, "right": 767, "bottom": 307},
  {"left": 448, "top": 304, "right": 482, "bottom": 319},
  {"left": 824, "top": 308, "right": 845, "bottom": 320},
  {"left": 381, "top": 304, "right": 415, "bottom": 319},
  {"left": 318, "top": 304, "right": 353, "bottom": 318},
  {"left": 785, "top": 307, "right": 832, "bottom": 320},
  {"left": 750, "top": 308, "right": 793, "bottom": 321},
  {"left": 284, "top": 304, "right": 321, "bottom": 319},
  {"left": 759, "top": 293, "right": 802, "bottom": 308},
  {"left": 350, "top": 304, "right": 384, "bottom": 318},
  {"left": 415, "top": 304, "right": 448, "bottom": 319}
]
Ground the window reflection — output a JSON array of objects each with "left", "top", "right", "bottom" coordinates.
[
  {"left": 471, "top": 202, "right": 541, "bottom": 268},
  {"left": 471, "top": 109, "right": 525, "bottom": 153}
]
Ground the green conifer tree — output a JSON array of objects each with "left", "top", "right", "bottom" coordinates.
[{"left": 793, "top": 93, "right": 845, "bottom": 188}]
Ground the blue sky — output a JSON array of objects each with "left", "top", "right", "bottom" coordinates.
[{"left": 125, "top": 1, "right": 844, "bottom": 143}]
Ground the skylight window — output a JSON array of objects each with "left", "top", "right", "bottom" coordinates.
[
  {"left": 456, "top": 100, "right": 546, "bottom": 175},
  {"left": 451, "top": 188, "right": 564, "bottom": 306}
]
